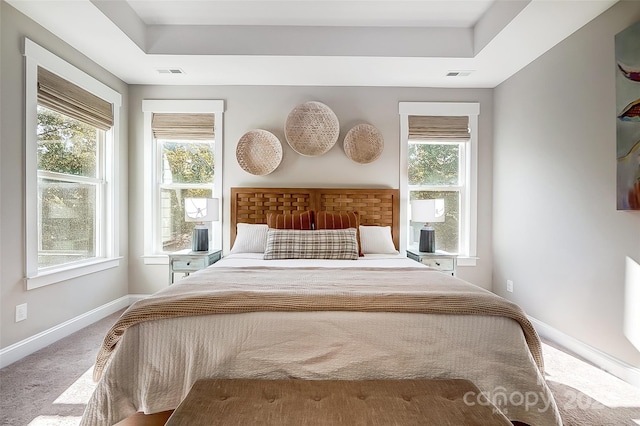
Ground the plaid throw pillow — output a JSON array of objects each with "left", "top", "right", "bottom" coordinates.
[
  {"left": 264, "top": 228, "right": 359, "bottom": 260},
  {"left": 315, "top": 211, "right": 363, "bottom": 256}
]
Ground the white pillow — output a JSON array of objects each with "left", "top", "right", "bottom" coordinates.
[
  {"left": 359, "top": 225, "right": 398, "bottom": 254},
  {"left": 230, "top": 223, "right": 269, "bottom": 253}
]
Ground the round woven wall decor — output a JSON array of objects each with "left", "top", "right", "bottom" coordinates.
[
  {"left": 236, "top": 129, "right": 283, "bottom": 176},
  {"left": 344, "top": 123, "right": 384, "bottom": 164},
  {"left": 284, "top": 101, "right": 340, "bottom": 156}
]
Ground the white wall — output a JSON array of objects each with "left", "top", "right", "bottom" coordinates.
[
  {"left": 0, "top": 2, "right": 129, "bottom": 349},
  {"left": 493, "top": 0, "right": 640, "bottom": 367},
  {"left": 128, "top": 85, "right": 494, "bottom": 294}
]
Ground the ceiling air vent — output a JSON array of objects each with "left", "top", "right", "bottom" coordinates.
[
  {"left": 446, "top": 70, "right": 473, "bottom": 77},
  {"left": 157, "top": 68, "right": 185, "bottom": 75}
]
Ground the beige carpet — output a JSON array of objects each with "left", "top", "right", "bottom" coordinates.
[
  {"left": 542, "top": 343, "right": 640, "bottom": 425},
  {"left": 1, "top": 311, "right": 639, "bottom": 426}
]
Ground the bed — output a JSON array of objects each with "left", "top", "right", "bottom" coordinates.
[{"left": 80, "top": 187, "right": 562, "bottom": 426}]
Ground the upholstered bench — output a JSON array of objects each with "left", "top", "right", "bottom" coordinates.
[{"left": 165, "top": 378, "right": 512, "bottom": 425}]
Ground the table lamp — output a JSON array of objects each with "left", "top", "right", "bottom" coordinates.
[
  {"left": 184, "top": 197, "right": 219, "bottom": 252},
  {"left": 410, "top": 199, "right": 445, "bottom": 253}
]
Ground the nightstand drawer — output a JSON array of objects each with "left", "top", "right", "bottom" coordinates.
[
  {"left": 168, "top": 249, "right": 222, "bottom": 284},
  {"left": 172, "top": 257, "right": 209, "bottom": 272},
  {"left": 419, "top": 257, "right": 454, "bottom": 271}
]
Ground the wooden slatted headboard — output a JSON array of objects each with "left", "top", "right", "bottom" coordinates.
[{"left": 230, "top": 187, "right": 400, "bottom": 249}]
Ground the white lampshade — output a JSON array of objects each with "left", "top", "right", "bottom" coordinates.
[
  {"left": 410, "top": 199, "right": 445, "bottom": 223},
  {"left": 184, "top": 198, "right": 219, "bottom": 222}
]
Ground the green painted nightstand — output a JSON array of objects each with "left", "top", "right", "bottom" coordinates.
[
  {"left": 168, "top": 248, "right": 222, "bottom": 284},
  {"left": 406, "top": 247, "right": 457, "bottom": 276}
]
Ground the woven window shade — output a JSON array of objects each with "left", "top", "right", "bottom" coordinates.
[
  {"left": 408, "top": 115, "right": 470, "bottom": 140},
  {"left": 151, "top": 113, "right": 215, "bottom": 140},
  {"left": 37, "top": 67, "right": 113, "bottom": 131}
]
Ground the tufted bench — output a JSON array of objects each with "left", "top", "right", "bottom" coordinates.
[{"left": 164, "top": 378, "right": 513, "bottom": 425}]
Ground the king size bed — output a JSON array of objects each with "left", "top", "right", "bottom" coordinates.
[{"left": 80, "top": 187, "right": 562, "bottom": 426}]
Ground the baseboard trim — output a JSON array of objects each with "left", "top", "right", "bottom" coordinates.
[
  {"left": 0, "top": 294, "right": 148, "bottom": 369},
  {"left": 529, "top": 316, "right": 640, "bottom": 387}
]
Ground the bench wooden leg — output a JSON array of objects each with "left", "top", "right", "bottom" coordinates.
[{"left": 113, "top": 410, "right": 174, "bottom": 426}]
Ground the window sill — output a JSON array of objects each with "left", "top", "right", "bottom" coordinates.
[{"left": 25, "top": 257, "right": 122, "bottom": 290}]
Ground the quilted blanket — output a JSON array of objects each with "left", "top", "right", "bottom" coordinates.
[
  {"left": 82, "top": 265, "right": 562, "bottom": 426},
  {"left": 94, "top": 266, "right": 543, "bottom": 380}
]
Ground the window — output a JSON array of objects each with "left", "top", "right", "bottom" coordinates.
[
  {"left": 37, "top": 104, "right": 103, "bottom": 267},
  {"left": 142, "top": 101, "right": 224, "bottom": 262},
  {"left": 408, "top": 141, "right": 462, "bottom": 253},
  {"left": 155, "top": 114, "right": 215, "bottom": 252},
  {"left": 25, "top": 39, "right": 122, "bottom": 289},
  {"left": 399, "top": 103, "right": 479, "bottom": 265}
]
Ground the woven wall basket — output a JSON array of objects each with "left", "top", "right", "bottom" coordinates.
[
  {"left": 344, "top": 123, "right": 384, "bottom": 164},
  {"left": 284, "top": 101, "right": 340, "bottom": 156},
  {"left": 236, "top": 129, "right": 283, "bottom": 176}
]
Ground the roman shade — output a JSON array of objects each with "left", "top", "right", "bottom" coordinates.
[
  {"left": 151, "top": 113, "right": 215, "bottom": 140},
  {"left": 37, "top": 67, "right": 113, "bottom": 131},
  {"left": 408, "top": 115, "right": 470, "bottom": 140}
]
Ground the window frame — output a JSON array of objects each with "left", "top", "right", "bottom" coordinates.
[
  {"left": 142, "top": 100, "right": 224, "bottom": 264},
  {"left": 399, "top": 102, "right": 479, "bottom": 266},
  {"left": 24, "top": 38, "right": 122, "bottom": 290}
]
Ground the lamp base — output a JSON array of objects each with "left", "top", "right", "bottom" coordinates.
[
  {"left": 419, "top": 227, "right": 435, "bottom": 253},
  {"left": 191, "top": 226, "right": 209, "bottom": 252}
]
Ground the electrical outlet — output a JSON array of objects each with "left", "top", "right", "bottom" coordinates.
[
  {"left": 506, "top": 280, "right": 514, "bottom": 293},
  {"left": 15, "top": 303, "right": 27, "bottom": 322}
]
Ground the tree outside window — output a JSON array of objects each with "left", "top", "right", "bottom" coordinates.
[
  {"left": 37, "top": 106, "right": 101, "bottom": 268},
  {"left": 408, "top": 141, "right": 462, "bottom": 253},
  {"left": 159, "top": 139, "right": 214, "bottom": 252}
]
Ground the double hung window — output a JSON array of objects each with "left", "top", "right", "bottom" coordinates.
[
  {"left": 154, "top": 113, "right": 215, "bottom": 252},
  {"left": 142, "top": 101, "right": 224, "bottom": 261},
  {"left": 400, "top": 102, "right": 479, "bottom": 264},
  {"left": 25, "top": 39, "right": 122, "bottom": 288},
  {"left": 37, "top": 102, "right": 103, "bottom": 267}
]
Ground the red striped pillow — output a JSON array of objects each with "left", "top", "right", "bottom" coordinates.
[
  {"left": 267, "top": 210, "right": 314, "bottom": 230},
  {"left": 315, "top": 211, "right": 363, "bottom": 256}
]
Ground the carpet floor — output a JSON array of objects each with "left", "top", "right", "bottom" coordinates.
[{"left": 1, "top": 310, "right": 639, "bottom": 426}]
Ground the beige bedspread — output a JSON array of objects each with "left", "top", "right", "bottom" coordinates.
[
  {"left": 94, "top": 266, "right": 543, "bottom": 381},
  {"left": 82, "top": 265, "right": 562, "bottom": 426}
]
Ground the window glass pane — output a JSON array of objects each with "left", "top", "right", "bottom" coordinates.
[
  {"left": 160, "top": 140, "right": 214, "bottom": 184},
  {"left": 38, "top": 179, "right": 96, "bottom": 268},
  {"left": 408, "top": 143, "right": 459, "bottom": 186},
  {"left": 161, "top": 188, "right": 213, "bottom": 252},
  {"left": 410, "top": 190, "right": 459, "bottom": 253},
  {"left": 37, "top": 105, "right": 98, "bottom": 178}
]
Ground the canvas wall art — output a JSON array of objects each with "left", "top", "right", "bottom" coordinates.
[{"left": 616, "top": 20, "right": 640, "bottom": 210}]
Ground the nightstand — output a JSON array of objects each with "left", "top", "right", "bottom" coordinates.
[
  {"left": 406, "top": 247, "right": 457, "bottom": 276},
  {"left": 168, "top": 248, "right": 222, "bottom": 284}
]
